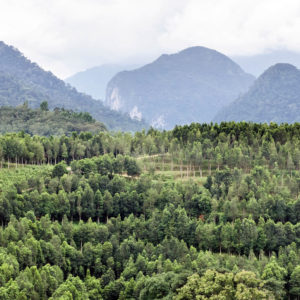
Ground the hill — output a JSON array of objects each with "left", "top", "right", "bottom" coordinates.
[
  {"left": 214, "top": 63, "right": 300, "bottom": 123},
  {"left": 105, "top": 46, "right": 255, "bottom": 129},
  {"left": 0, "top": 104, "right": 106, "bottom": 136},
  {"left": 0, "top": 41, "right": 147, "bottom": 131},
  {"left": 65, "top": 64, "right": 139, "bottom": 100}
]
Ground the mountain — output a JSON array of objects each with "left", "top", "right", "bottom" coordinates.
[
  {"left": 214, "top": 63, "right": 300, "bottom": 124},
  {"left": 232, "top": 50, "right": 300, "bottom": 77},
  {"left": 0, "top": 104, "right": 106, "bottom": 136},
  {"left": 65, "top": 64, "right": 139, "bottom": 100},
  {"left": 105, "top": 46, "right": 255, "bottom": 129},
  {"left": 0, "top": 41, "right": 147, "bottom": 131}
]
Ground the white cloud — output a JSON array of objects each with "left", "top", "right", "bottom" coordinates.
[{"left": 0, "top": 0, "right": 300, "bottom": 78}]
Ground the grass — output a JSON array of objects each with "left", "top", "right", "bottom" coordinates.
[
  {"left": 0, "top": 164, "right": 52, "bottom": 193},
  {"left": 138, "top": 154, "right": 209, "bottom": 183}
]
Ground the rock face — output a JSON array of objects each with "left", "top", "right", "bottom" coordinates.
[
  {"left": 214, "top": 63, "right": 300, "bottom": 124},
  {"left": 0, "top": 41, "right": 147, "bottom": 131},
  {"left": 105, "top": 46, "right": 255, "bottom": 129}
]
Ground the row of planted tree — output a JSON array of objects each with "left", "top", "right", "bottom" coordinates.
[{"left": 0, "top": 122, "right": 300, "bottom": 172}]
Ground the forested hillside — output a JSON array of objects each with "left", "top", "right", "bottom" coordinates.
[
  {"left": 214, "top": 63, "right": 300, "bottom": 123},
  {"left": 0, "top": 104, "right": 106, "bottom": 136},
  {"left": 0, "top": 41, "right": 147, "bottom": 131},
  {"left": 1, "top": 123, "right": 300, "bottom": 298}
]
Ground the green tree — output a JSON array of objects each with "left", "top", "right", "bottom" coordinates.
[
  {"left": 40, "top": 101, "right": 49, "bottom": 111},
  {"left": 52, "top": 161, "right": 68, "bottom": 178},
  {"left": 290, "top": 265, "right": 300, "bottom": 298}
]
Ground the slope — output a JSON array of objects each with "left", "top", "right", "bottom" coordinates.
[
  {"left": 105, "top": 46, "right": 255, "bottom": 129},
  {"left": 0, "top": 104, "right": 106, "bottom": 136},
  {"left": 0, "top": 41, "right": 147, "bottom": 131},
  {"left": 214, "top": 63, "right": 300, "bottom": 123}
]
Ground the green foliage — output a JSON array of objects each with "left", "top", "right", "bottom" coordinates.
[
  {"left": 1, "top": 122, "right": 300, "bottom": 298},
  {"left": 52, "top": 162, "right": 68, "bottom": 178},
  {"left": 175, "top": 270, "right": 272, "bottom": 299},
  {"left": 0, "top": 105, "right": 106, "bottom": 136},
  {"left": 40, "top": 101, "right": 49, "bottom": 111}
]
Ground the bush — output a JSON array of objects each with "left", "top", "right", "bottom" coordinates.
[{"left": 52, "top": 162, "right": 68, "bottom": 178}]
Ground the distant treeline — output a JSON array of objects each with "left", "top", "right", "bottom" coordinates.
[{"left": 0, "top": 104, "right": 106, "bottom": 137}]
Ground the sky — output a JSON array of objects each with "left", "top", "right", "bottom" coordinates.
[{"left": 1, "top": 0, "right": 300, "bottom": 78}]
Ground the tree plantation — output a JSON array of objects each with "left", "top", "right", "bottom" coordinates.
[{"left": 1, "top": 122, "right": 300, "bottom": 299}]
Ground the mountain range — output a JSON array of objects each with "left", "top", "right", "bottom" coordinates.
[
  {"left": 214, "top": 63, "right": 300, "bottom": 124},
  {"left": 105, "top": 46, "right": 255, "bottom": 129},
  {"left": 1, "top": 40, "right": 300, "bottom": 130},
  {"left": 0, "top": 41, "right": 147, "bottom": 131}
]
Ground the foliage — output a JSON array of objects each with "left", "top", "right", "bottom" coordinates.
[
  {"left": 0, "top": 122, "right": 300, "bottom": 298},
  {"left": 0, "top": 105, "right": 106, "bottom": 136}
]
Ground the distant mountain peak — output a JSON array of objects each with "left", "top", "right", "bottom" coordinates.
[
  {"left": 214, "top": 62, "right": 300, "bottom": 124},
  {"left": 262, "top": 63, "right": 298, "bottom": 76},
  {"left": 153, "top": 46, "right": 246, "bottom": 74},
  {"left": 105, "top": 46, "right": 254, "bottom": 129}
]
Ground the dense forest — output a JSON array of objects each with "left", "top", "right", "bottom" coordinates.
[
  {"left": 0, "top": 103, "right": 106, "bottom": 136},
  {"left": 1, "top": 122, "right": 300, "bottom": 299}
]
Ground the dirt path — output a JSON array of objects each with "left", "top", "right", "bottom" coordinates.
[{"left": 136, "top": 153, "right": 168, "bottom": 160}]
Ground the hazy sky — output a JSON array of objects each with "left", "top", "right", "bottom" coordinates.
[{"left": 1, "top": 0, "right": 300, "bottom": 78}]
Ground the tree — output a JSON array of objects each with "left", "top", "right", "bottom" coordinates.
[
  {"left": 52, "top": 161, "right": 68, "bottom": 178},
  {"left": 40, "top": 101, "right": 49, "bottom": 111},
  {"left": 94, "top": 190, "right": 104, "bottom": 223},
  {"left": 174, "top": 271, "right": 235, "bottom": 300},
  {"left": 139, "top": 274, "right": 171, "bottom": 300},
  {"left": 290, "top": 265, "right": 300, "bottom": 298},
  {"left": 262, "top": 256, "right": 287, "bottom": 299},
  {"left": 82, "top": 184, "right": 95, "bottom": 220},
  {"left": 103, "top": 191, "right": 113, "bottom": 222},
  {"left": 124, "top": 157, "right": 141, "bottom": 176},
  {"left": 50, "top": 275, "right": 87, "bottom": 299},
  {"left": 61, "top": 143, "right": 68, "bottom": 161},
  {"left": 175, "top": 270, "right": 272, "bottom": 300}
]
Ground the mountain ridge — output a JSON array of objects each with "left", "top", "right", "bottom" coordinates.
[
  {"left": 214, "top": 63, "right": 300, "bottom": 123},
  {"left": 0, "top": 41, "right": 147, "bottom": 131},
  {"left": 105, "top": 46, "right": 255, "bottom": 129}
]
